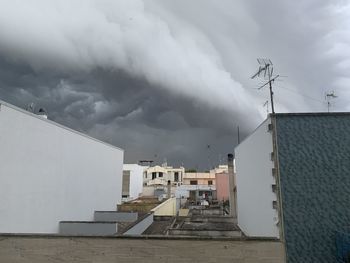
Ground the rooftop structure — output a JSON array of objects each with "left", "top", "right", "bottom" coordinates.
[
  {"left": 122, "top": 164, "right": 148, "bottom": 202},
  {"left": 235, "top": 112, "right": 350, "bottom": 262},
  {"left": 0, "top": 100, "right": 124, "bottom": 234}
]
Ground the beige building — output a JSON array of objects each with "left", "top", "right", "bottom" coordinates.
[
  {"left": 143, "top": 165, "right": 185, "bottom": 186},
  {"left": 183, "top": 165, "right": 228, "bottom": 186},
  {"left": 183, "top": 172, "right": 215, "bottom": 186},
  {"left": 177, "top": 165, "right": 229, "bottom": 202}
]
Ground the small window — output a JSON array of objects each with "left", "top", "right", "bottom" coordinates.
[
  {"left": 144, "top": 172, "right": 147, "bottom": 178},
  {"left": 159, "top": 172, "right": 163, "bottom": 177},
  {"left": 152, "top": 172, "right": 156, "bottom": 179},
  {"left": 190, "top": 180, "right": 198, "bottom": 185},
  {"left": 208, "top": 180, "right": 213, "bottom": 185}
]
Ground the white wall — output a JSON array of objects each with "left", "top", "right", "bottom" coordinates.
[
  {"left": 235, "top": 117, "right": 279, "bottom": 238},
  {"left": 123, "top": 164, "right": 145, "bottom": 201},
  {"left": 151, "top": 197, "right": 177, "bottom": 216},
  {"left": 175, "top": 185, "right": 216, "bottom": 198},
  {"left": 0, "top": 102, "right": 123, "bottom": 233}
]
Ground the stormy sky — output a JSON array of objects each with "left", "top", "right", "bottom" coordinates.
[{"left": 0, "top": 0, "right": 349, "bottom": 170}]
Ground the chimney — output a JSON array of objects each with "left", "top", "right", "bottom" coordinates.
[{"left": 228, "top": 153, "right": 237, "bottom": 218}]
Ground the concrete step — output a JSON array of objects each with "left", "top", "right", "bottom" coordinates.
[
  {"left": 59, "top": 221, "right": 118, "bottom": 236},
  {"left": 94, "top": 211, "right": 138, "bottom": 222}
]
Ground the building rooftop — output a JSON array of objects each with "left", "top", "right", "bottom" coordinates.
[{"left": 0, "top": 99, "right": 123, "bottom": 151}]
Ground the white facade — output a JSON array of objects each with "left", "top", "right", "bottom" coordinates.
[
  {"left": 144, "top": 165, "right": 184, "bottom": 186},
  {"left": 122, "top": 164, "right": 146, "bottom": 201},
  {"left": 235, "top": 117, "right": 279, "bottom": 238},
  {"left": 0, "top": 101, "right": 124, "bottom": 233},
  {"left": 175, "top": 184, "right": 216, "bottom": 198}
]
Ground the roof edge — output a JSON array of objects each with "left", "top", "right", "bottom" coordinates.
[
  {"left": 0, "top": 100, "right": 124, "bottom": 152},
  {"left": 270, "top": 112, "right": 350, "bottom": 117}
]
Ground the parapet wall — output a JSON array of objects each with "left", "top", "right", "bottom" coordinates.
[{"left": 0, "top": 236, "right": 285, "bottom": 262}]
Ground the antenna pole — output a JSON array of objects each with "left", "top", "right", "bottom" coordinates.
[
  {"left": 237, "top": 125, "right": 240, "bottom": 144},
  {"left": 252, "top": 59, "right": 278, "bottom": 115},
  {"left": 268, "top": 66, "right": 275, "bottom": 114},
  {"left": 325, "top": 92, "right": 337, "bottom": 113}
]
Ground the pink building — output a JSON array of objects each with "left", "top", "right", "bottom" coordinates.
[{"left": 215, "top": 172, "right": 229, "bottom": 201}]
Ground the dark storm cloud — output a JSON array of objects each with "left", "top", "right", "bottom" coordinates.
[
  {"left": 0, "top": 0, "right": 349, "bottom": 168},
  {"left": 0, "top": 55, "right": 243, "bottom": 168}
]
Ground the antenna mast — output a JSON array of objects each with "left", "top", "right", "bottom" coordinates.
[
  {"left": 251, "top": 58, "right": 278, "bottom": 114},
  {"left": 263, "top": 100, "right": 269, "bottom": 114},
  {"left": 325, "top": 91, "right": 337, "bottom": 112}
]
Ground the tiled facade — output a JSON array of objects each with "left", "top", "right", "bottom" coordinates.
[{"left": 276, "top": 114, "right": 350, "bottom": 262}]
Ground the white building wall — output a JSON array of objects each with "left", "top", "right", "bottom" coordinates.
[
  {"left": 235, "top": 117, "right": 279, "bottom": 238},
  {"left": 0, "top": 102, "right": 123, "bottom": 233},
  {"left": 123, "top": 164, "right": 145, "bottom": 201}
]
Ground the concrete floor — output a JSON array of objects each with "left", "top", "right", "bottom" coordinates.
[{"left": 0, "top": 236, "right": 285, "bottom": 263}]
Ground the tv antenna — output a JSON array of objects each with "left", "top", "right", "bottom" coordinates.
[
  {"left": 251, "top": 58, "right": 279, "bottom": 114},
  {"left": 26, "top": 102, "right": 36, "bottom": 113},
  {"left": 325, "top": 91, "right": 337, "bottom": 112}
]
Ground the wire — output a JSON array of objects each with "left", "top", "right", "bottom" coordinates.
[{"left": 276, "top": 85, "right": 325, "bottom": 104}]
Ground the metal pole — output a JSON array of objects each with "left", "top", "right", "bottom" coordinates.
[
  {"left": 237, "top": 126, "right": 240, "bottom": 144},
  {"left": 268, "top": 65, "right": 275, "bottom": 114}
]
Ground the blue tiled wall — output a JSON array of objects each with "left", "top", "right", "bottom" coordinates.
[{"left": 276, "top": 114, "right": 350, "bottom": 263}]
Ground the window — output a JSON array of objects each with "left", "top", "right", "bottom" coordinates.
[
  {"left": 159, "top": 172, "right": 163, "bottom": 177},
  {"left": 174, "top": 172, "right": 179, "bottom": 182},
  {"left": 152, "top": 172, "right": 156, "bottom": 179},
  {"left": 190, "top": 180, "right": 198, "bottom": 185},
  {"left": 208, "top": 180, "right": 213, "bottom": 185},
  {"left": 144, "top": 172, "right": 147, "bottom": 178},
  {"left": 122, "top": 171, "right": 130, "bottom": 196}
]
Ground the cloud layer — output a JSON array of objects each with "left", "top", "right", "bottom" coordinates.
[{"left": 0, "top": 0, "right": 349, "bottom": 168}]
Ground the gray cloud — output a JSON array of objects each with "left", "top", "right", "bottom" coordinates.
[{"left": 0, "top": 0, "right": 349, "bottom": 168}]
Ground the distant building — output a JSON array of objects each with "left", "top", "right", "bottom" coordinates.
[
  {"left": 143, "top": 165, "right": 185, "bottom": 186},
  {"left": 183, "top": 172, "right": 215, "bottom": 186},
  {"left": 235, "top": 113, "right": 350, "bottom": 262},
  {"left": 215, "top": 172, "right": 229, "bottom": 201},
  {"left": 0, "top": 100, "right": 123, "bottom": 234},
  {"left": 122, "top": 164, "right": 148, "bottom": 202},
  {"left": 178, "top": 165, "right": 229, "bottom": 202},
  {"left": 142, "top": 164, "right": 184, "bottom": 197},
  {"left": 211, "top": 164, "right": 229, "bottom": 174}
]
